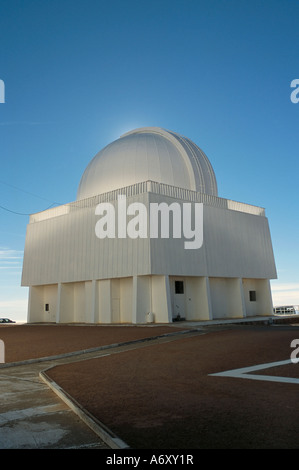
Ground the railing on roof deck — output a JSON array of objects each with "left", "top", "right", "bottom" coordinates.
[{"left": 29, "top": 180, "right": 265, "bottom": 223}]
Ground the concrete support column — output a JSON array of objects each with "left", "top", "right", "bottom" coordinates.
[
  {"left": 85, "top": 281, "right": 95, "bottom": 323},
  {"left": 96, "top": 279, "right": 112, "bottom": 323},
  {"left": 238, "top": 277, "right": 247, "bottom": 318},
  {"left": 151, "top": 275, "right": 172, "bottom": 323},
  {"left": 27, "top": 286, "right": 32, "bottom": 323},
  {"left": 202, "top": 277, "right": 213, "bottom": 320},
  {"left": 229, "top": 278, "right": 246, "bottom": 318},
  {"left": 56, "top": 283, "right": 62, "bottom": 323},
  {"left": 27, "top": 286, "right": 34, "bottom": 323},
  {"left": 90, "top": 280, "right": 97, "bottom": 323},
  {"left": 132, "top": 275, "right": 151, "bottom": 324},
  {"left": 259, "top": 279, "right": 274, "bottom": 316}
]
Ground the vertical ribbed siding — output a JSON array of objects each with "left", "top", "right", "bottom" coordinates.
[
  {"left": 22, "top": 192, "right": 151, "bottom": 286},
  {"left": 22, "top": 185, "right": 274, "bottom": 288}
]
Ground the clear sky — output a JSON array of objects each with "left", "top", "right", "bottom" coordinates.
[{"left": 0, "top": 0, "right": 298, "bottom": 322}]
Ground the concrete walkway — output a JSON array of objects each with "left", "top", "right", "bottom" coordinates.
[{"left": 0, "top": 357, "right": 110, "bottom": 449}]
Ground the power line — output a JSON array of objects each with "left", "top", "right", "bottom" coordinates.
[
  {"left": 0, "top": 179, "right": 61, "bottom": 204},
  {"left": 0, "top": 205, "right": 31, "bottom": 216},
  {"left": 0, "top": 180, "right": 62, "bottom": 216},
  {"left": 0, "top": 202, "right": 58, "bottom": 216}
]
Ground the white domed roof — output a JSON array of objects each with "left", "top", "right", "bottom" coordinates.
[{"left": 77, "top": 127, "right": 218, "bottom": 200}]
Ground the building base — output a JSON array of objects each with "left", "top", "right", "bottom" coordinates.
[{"left": 27, "top": 275, "right": 274, "bottom": 324}]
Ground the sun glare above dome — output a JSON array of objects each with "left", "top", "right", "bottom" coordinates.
[{"left": 77, "top": 127, "right": 218, "bottom": 200}]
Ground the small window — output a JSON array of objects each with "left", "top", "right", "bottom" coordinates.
[
  {"left": 175, "top": 281, "right": 184, "bottom": 294},
  {"left": 45, "top": 303, "right": 50, "bottom": 312},
  {"left": 249, "top": 291, "right": 256, "bottom": 302}
]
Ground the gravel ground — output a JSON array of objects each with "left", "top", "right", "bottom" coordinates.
[{"left": 1, "top": 322, "right": 299, "bottom": 449}]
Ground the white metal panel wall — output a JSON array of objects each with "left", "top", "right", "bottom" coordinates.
[
  {"left": 22, "top": 189, "right": 276, "bottom": 287},
  {"left": 22, "top": 193, "right": 151, "bottom": 286},
  {"left": 203, "top": 205, "right": 277, "bottom": 279},
  {"left": 148, "top": 193, "right": 208, "bottom": 276},
  {"left": 149, "top": 193, "right": 277, "bottom": 279}
]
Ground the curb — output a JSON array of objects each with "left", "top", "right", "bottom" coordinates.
[
  {"left": 2, "top": 316, "right": 298, "bottom": 369},
  {"left": 39, "top": 369, "right": 130, "bottom": 449},
  {"left": 0, "top": 328, "right": 198, "bottom": 369}
]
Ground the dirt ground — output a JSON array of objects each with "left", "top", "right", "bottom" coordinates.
[
  {"left": 1, "top": 322, "right": 299, "bottom": 449},
  {"left": 0, "top": 323, "right": 184, "bottom": 363}
]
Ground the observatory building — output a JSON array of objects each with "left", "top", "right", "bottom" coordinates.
[{"left": 21, "top": 127, "right": 277, "bottom": 324}]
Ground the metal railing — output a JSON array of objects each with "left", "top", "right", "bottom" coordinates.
[{"left": 29, "top": 180, "right": 265, "bottom": 223}]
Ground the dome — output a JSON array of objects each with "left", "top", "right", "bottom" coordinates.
[{"left": 77, "top": 127, "right": 218, "bottom": 200}]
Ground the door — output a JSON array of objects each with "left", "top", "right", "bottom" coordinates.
[{"left": 173, "top": 280, "right": 185, "bottom": 320}]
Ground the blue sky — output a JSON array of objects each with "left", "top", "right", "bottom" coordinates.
[{"left": 0, "top": 0, "right": 298, "bottom": 321}]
